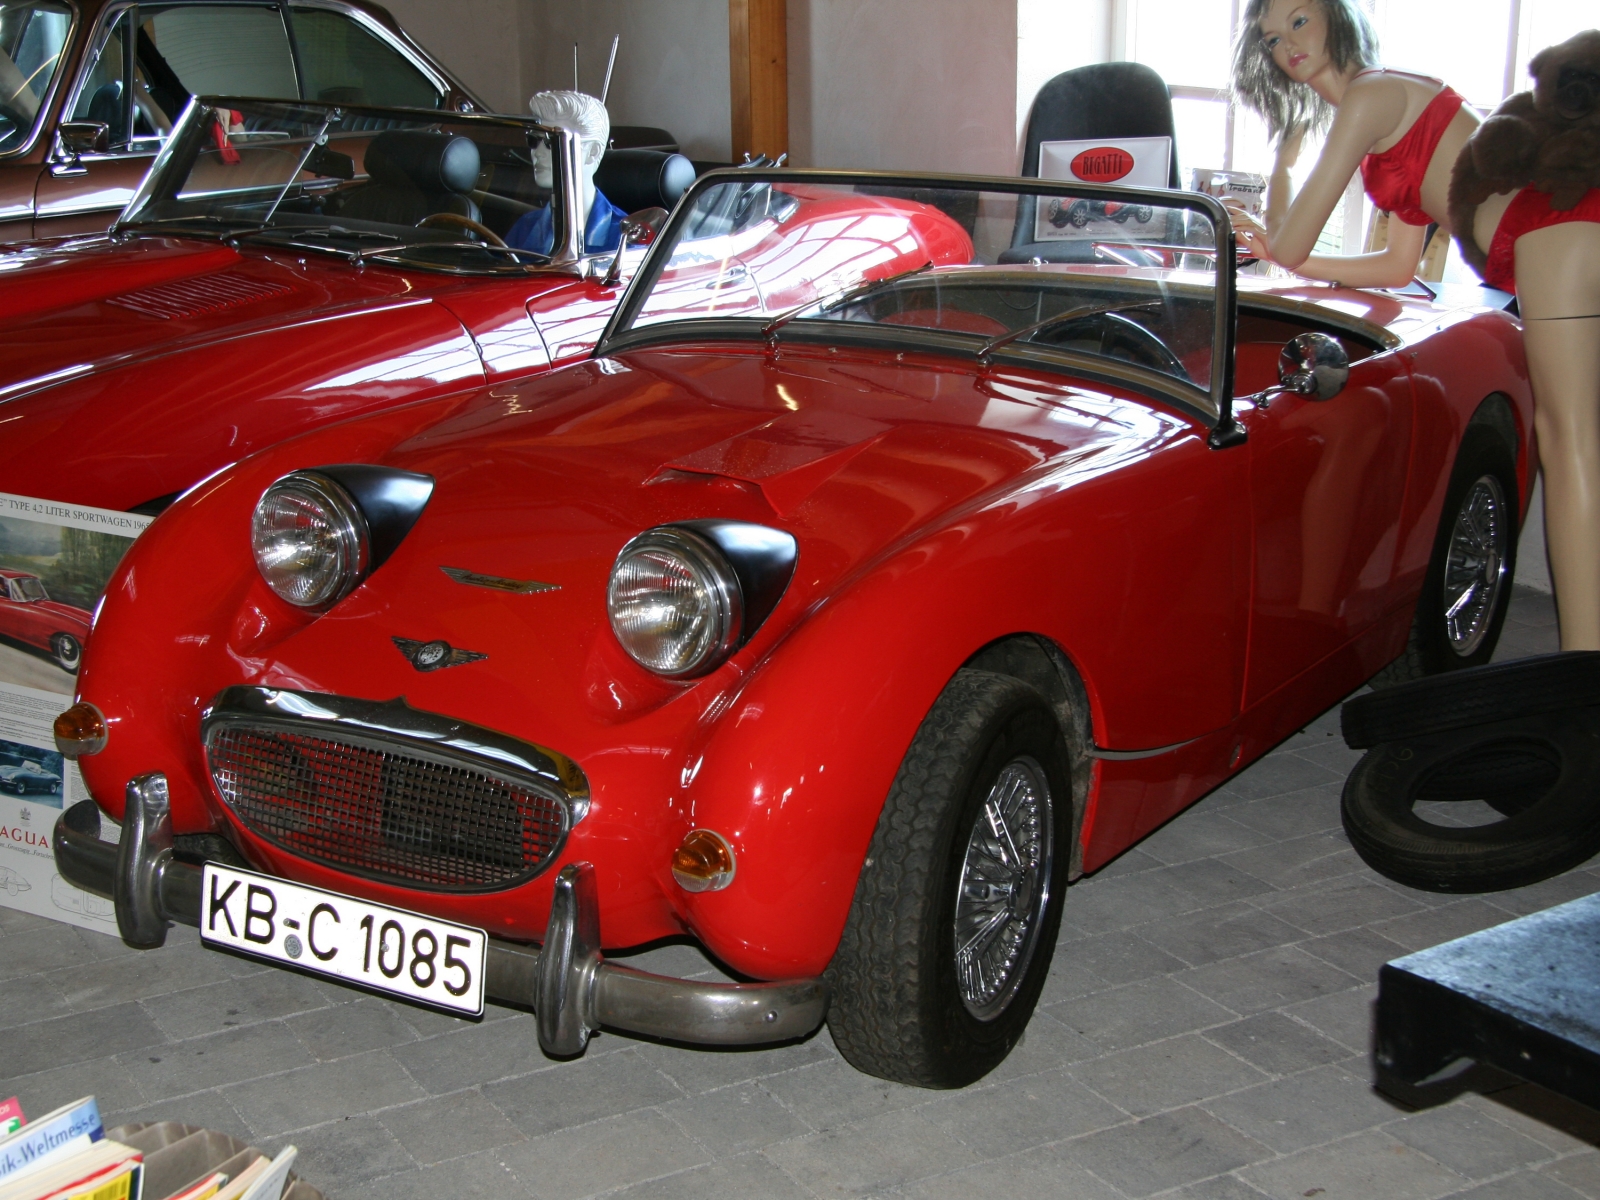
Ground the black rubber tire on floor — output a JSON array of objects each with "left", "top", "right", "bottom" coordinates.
[
  {"left": 825, "top": 669, "right": 1072, "bottom": 1088},
  {"left": 1371, "top": 425, "right": 1519, "bottom": 689},
  {"left": 1343, "top": 651, "right": 1600, "bottom": 749},
  {"left": 1341, "top": 707, "right": 1600, "bottom": 892}
]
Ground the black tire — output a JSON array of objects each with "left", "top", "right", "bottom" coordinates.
[
  {"left": 1372, "top": 425, "right": 1518, "bottom": 689},
  {"left": 1344, "top": 651, "right": 1600, "bottom": 749},
  {"left": 1341, "top": 708, "right": 1600, "bottom": 892},
  {"left": 51, "top": 633, "right": 81, "bottom": 674},
  {"left": 826, "top": 669, "right": 1071, "bottom": 1088}
]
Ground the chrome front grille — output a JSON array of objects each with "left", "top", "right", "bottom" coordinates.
[{"left": 203, "top": 693, "right": 583, "bottom": 892}]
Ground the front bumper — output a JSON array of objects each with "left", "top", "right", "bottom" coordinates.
[{"left": 54, "top": 773, "right": 828, "bottom": 1055}]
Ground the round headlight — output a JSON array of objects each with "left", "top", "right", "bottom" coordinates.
[
  {"left": 607, "top": 527, "right": 743, "bottom": 677},
  {"left": 251, "top": 471, "right": 369, "bottom": 608}
]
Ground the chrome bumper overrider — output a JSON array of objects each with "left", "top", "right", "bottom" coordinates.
[{"left": 54, "top": 773, "right": 828, "bottom": 1055}]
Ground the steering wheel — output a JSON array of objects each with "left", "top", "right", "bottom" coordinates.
[
  {"left": 1033, "top": 311, "right": 1190, "bottom": 382},
  {"left": 415, "top": 212, "right": 507, "bottom": 248}
]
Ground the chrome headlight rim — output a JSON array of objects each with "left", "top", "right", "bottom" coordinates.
[
  {"left": 251, "top": 470, "right": 371, "bottom": 609},
  {"left": 607, "top": 525, "right": 744, "bottom": 679}
]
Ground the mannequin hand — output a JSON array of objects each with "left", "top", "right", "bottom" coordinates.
[{"left": 1224, "top": 202, "right": 1272, "bottom": 258}]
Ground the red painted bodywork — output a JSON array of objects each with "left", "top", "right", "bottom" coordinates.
[
  {"left": 0, "top": 568, "right": 92, "bottom": 655},
  {"left": 73, "top": 274, "right": 1533, "bottom": 981},
  {"left": 0, "top": 190, "right": 965, "bottom": 514}
]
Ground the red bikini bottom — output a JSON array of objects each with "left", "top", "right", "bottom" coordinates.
[{"left": 1484, "top": 187, "right": 1600, "bottom": 293}]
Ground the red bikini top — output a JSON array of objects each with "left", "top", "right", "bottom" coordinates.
[{"left": 1359, "top": 75, "right": 1466, "bottom": 227}]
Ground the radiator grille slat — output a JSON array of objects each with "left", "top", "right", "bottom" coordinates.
[{"left": 207, "top": 725, "right": 568, "bottom": 890}]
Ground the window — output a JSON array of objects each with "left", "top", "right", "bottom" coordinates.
[
  {"left": 289, "top": 6, "right": 441, "bottom": 109},
  {"left": 0, "top": 1, "right": 72, "bottom": 153},
  {"left": 1117, "top": 0, "right": 1600, "bottom": 255}
]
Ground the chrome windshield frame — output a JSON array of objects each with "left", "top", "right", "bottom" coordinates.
[{"left": 597, "top": 168, "right": 1240, "bottom": 436}]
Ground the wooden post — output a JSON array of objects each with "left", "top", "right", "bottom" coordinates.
[{"left": 729, "top": 0, "right": 787, "bottom": 161}]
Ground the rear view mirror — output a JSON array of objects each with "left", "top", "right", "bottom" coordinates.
[
  {"left": 602, "top": 207, "right": 670, "bottom": 287},
  {"left": 1277, "top": 332, "right": 1350, "bottom": 401}
]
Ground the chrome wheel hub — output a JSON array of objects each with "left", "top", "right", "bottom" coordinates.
[
  {"left": 953, "top": 756, "right": 1053, "bottom": 1020},
  {"left": 1444, "top": 474, "right": 1509, "bottom": 657}
]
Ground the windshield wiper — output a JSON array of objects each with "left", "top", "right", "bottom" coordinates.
[
  {"left": 761, "top": 260, "right": 935, "bottom": 348},
  {"left": 975, "top": 299, "right": 1163, "bottom": 366},
  {"left": 118, "top": 215, "right": 275, "bottom": 240}
]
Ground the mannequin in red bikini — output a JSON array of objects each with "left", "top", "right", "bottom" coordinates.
[{"left": 1230, "top": 0, "right": 1600, "bottom": 653}]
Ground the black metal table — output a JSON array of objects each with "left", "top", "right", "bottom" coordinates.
[{"left": 1377, "top": 891, "right": 1600, "bottom": 1108}]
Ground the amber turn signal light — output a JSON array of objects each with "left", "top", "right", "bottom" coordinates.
[
  {"left": 54, "top": 702, "right": 107, "bottom": 759},
  {"left": 671, "top": 828, "right": 736, "bottom": 893}
]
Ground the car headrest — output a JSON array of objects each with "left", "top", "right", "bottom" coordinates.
[
  {"left": 594, "top": 149, "right": 696, "bottom": 215},
  {"left": 364, "top": 131, "right": 480, "bottom": 195}
]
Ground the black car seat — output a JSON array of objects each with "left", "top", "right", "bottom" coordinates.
[
  {"left": 331, "top": 130, "right": 482, "bottom": 226},
  {"left": 1004, "top": 62, "right": 1181, "bottom": 263},
  {"left": 593, "top": 149, "right": 696, "bottom": 214},
  {"left": 85, "top": 81, "right": 127, "bottom": 144}
]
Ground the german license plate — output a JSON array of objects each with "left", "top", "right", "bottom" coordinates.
[{"left": 199, "top": 864, "right": 486, "bottom": 1016}]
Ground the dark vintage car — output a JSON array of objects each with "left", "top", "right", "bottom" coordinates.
[
  {"left": 0, "top": 0, "right": 479, "bottom": 240},
  {"left": 53, "top": 170, "right": 1532, "bottom": 1088},
  {"left": 0, "top": 567, "right": 91, "bottom": 670},
  {"left": 0, "top": 95, "right": 959, "bottom": 517},
  {"left": 0, "top": 755, "right": 62, "bottom": 793}
]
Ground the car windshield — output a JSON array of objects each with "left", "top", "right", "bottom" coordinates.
[
  {"left": 120, "top": 97, "right": 582, "bottom": 275},
  {"left": 0, "top": 0, "right": 71, "bottom": 154},
  {"left": 604, "top": 173, "right": 1233, "bottom": 420},
  {"left": 11, "top": 576, "right": 45, "bottom": 601}
]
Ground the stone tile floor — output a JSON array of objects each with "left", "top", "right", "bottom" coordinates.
[{"left": 4, "top": 586, "right": 1596, "bottom": 1200}]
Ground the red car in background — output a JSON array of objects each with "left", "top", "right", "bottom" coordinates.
[
  {"left": 0, "top": 96, "right": 966, "bottom": 517},
  {"left": 53, "top": 170, "right": 1531, "bottom": 1089},
  {"left": 0, "top": 567, "right": 91, "bottom": 671}
]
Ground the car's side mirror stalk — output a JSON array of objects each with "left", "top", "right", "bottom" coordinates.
[
  {"left": 1255, "top": 332, "right": 1350, "bottom": 407},
  {"left": 602, "top": 207, "right": 669, "bottom": 287}
]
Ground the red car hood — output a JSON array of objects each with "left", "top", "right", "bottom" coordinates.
[
  {"left": 24, "top": 599, "right": 94, "bottom": 634},
  {"left": 0, "top": 235, "right": 418, "bottom": 402}
]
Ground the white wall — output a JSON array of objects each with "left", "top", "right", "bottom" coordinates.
[
  {"left": 1016, "top": 0, "right": 1113, "bottom": 149},
  {"left": 787, "top": 0, "right": 1017, "bottom": 174},
  {"left": 382, "top": 0, "right": 524, "bottom": 114},
  {"left": 519, "top": 0, "right": 732, "bottom": 162}
]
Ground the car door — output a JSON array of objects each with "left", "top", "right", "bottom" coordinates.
[
  {"left": 1238, "top": 312, "right": 1415, "bottom": 707},
  {"left": 0, "top": 0, "right": 75, "bottom": 237}
]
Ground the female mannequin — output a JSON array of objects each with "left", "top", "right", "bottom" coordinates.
[{"left": 1230, "top": 1, "right": 1600, "bottom": 652}]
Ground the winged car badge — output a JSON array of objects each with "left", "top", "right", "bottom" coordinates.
[{"left": 392, "top": 637, "right": 488, "bottom": 672}]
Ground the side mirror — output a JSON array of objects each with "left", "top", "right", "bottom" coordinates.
[
  {"left": 57, "top": 121, "right": 109, "bottom": 158},
  {"left": 601, "top": 206, "right": 670, "bottom": 287},
  {"left": 1276, "top": 332, "right": 1349, "bottom": 401}
]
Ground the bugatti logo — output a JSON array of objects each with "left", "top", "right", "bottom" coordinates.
[
  {"left": 391, "top": 636, "right": 488, "bottom": 672},
  {"left": 1071, "top": 147, "right": 1135, "bottom": 182}
]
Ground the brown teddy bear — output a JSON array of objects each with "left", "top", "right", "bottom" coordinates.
[{"left": 1450, "top": 29, "right": 1600, "bottom": 278}]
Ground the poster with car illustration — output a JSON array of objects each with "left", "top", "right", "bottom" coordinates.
[
  {"left": 0, "top": 492, "right": 148, "bottom": 932},
  {"left": 1034, "top": 136, "right": 1171, "bottom": 244}
]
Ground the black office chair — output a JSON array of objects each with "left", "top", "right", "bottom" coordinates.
[{"left": 1004, "top": 62, "right": 1182, "bottom": 264}]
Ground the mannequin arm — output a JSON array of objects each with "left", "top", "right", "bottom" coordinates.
[
  {"left": 1267, "top": 75, "right": 1411, "bottom": 269},
  {"left": 1289, "top": 219, "right": 1429, "bottom": 287}
]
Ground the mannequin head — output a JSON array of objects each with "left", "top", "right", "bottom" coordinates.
[
  {"left": 1232, "top": 0, "right": 1378, "bottom": 139},
  {"left": 528, "top": 89, "right": 609, "bottom": 213}
]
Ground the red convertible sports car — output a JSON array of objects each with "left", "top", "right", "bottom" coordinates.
[
  {"left": 0, "top": 96, "right": 960, "bottom": 517},
  {"left": 53, "top": 169, "right": 1533, "bottom": 1087},
  {"left": 0, "top": 567, "right": 91, "bottom": 671}
]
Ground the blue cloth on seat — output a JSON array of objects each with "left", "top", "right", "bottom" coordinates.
[{"left": 507, "top": 189, "right": 628, "bottom": 255}]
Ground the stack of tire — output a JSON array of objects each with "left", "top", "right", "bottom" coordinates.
[{"left": 1341, "top": 653, "right": 1600, "bottom": 892}]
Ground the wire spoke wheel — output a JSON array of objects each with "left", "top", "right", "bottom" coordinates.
[
  {"left": 952, "top": 757, "right": 1052, "bottom": 1020},
  {"left": 1443, "top": 474, "right": 1508, "bottom": 657}
]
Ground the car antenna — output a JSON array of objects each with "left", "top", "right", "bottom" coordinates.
[
  {"left": 572, "top": 43, "right": 579, "bottom": 91},
  {"left": 601, "top": 35, "right": 619, "bottom": 104}
]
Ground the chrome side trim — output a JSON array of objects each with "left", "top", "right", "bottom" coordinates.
[
  {"left": 54, "top": 800, "right": 829, "bottom": 1048},
  {"left": 1090, "top": 738, "right": 1198, "bottom": 761},
  {"left": 200, "top": 685, "right": 590, "bottom": 816}
]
